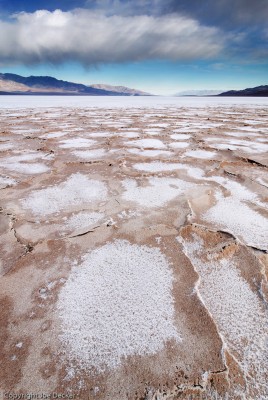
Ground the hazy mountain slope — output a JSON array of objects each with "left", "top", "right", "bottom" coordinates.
[
  {"left": 0, "top": 73, "right": 151, "bottom": 96},
  {"left": 91, "top": 84, "right": 151, "bottom": 96}
]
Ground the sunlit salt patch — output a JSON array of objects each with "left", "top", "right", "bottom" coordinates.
[
  {"left": 185, "top": 150, "right": 217, "bottom": 159},
  {"left": 202, "top": 191, "right": 268, "bottom": 250},
  {"left": 2, "top": 162, "right": 50, "bottom": 175},
  {"left": 143, "top": 128, "right": 162, "bottom": 135},
  {"left": 208, "top": 138, "right": 268, "bottom": 154},
  {"left": 118, "top": 131, "right": 140, "bottom": 138},
  {"left": 122, "top": 177, "right": 194, "bottom": 208},
  {"left": 256, "top": 137, "right": 268, "bottom": 143},
  {"left": 41, "top": 132, "right": 67, "bottom": 139},
  {"left": 224, "top": 131, "right": 258, "bottom": 138},
  {"left": 0, "top": 142, "right": 14, "bottom": 151},
  {"left": 210, "top": 143, "right": 238, "bottom": 151},
  {"left": 59, "top": 138, "right": 96, "bottom": 149},
  {"left": 148, "top": 123, "right": 170, "bottom": 128},
  {"left": 211, "top": 176, "right": 263, "bottom": 204},
  {"left": 133, "top": 162, "right": 183, "bottom": 172},
  {"left": 72, "top": 149, "right": 107, "bottom": 160},
  {"left": 0, "top": 175, "right": 17, "bottom": 188},
  {"left": 5, "top": 152, "right": 47, "bottom": 163},
  {"left": 126, "top": 139, "right": 166, "bottom": 149},
  {"left": 57, "top": 240, "right": 180, "bottom": 371},
  {"left": 179, "top": 235, "right": 268, "bottom": 398},
  {"left": 172, "top": 127, "right": 193, "bottom": 133},
  {"left": 169, "top": 142, "right": 189, "bottom": 149},
  {"left": 127, "top": 148, "right": 172, "bottom": 157},
  {"left": 170, "top": 134, "right": 191, "bottom": 140},
  {"left": 66, "top": 211, "right": 104, "bottom": 231},
  {"left": 21, "top": 173, "right": 107, "bottom": 216},
  {"left": 87, "top": 132, "right": 113, "bottom": 138}
]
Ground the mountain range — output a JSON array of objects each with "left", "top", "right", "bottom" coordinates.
[
  {"left": 0, "top": 73, "right": 151, "bottom": 96},
  {"left": 218, "top": 86, "right": 268, "bottom": 96},
  {"left": 0, "top": 73, "right": 267, "bottom": 97}
]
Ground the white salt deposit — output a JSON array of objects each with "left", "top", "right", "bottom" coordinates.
[
  {"left": 21, "top": 174, "right": 108, "bottom": 216},
  {"left": 179, "top": 235, "right": 268, "bottom": 398},
  {"left": 133, "top": 162, "right": 182, "bottom": 172},
  {"left": 0, "top": 142, "right": 14, "bottom": 151},
  {"left": 202, "top": 191, "right": 268, "bottom": 250},
  {"left": 122, "top": 177, "right": 194, "bottom": 208},
  {"left": 169, "top": 142, "right": 189, "bottom": 149},
  {"left": 59, "top": 138, "right": 96, "bottom": 149},
  {"left": 87, "top": 132, "right": 112, "bottom": 138},
  {"left": 66, "top": 211, "right": 104, "bottom": 230},
  {"left": 42, "top": 132, "right": 67, "bottom": 139},
  {"left": 72, "top": 149, "right": 107, "bottom": 160},
  {"left": 0, "top": 175, "right": 17, "bottom": 188},
  {"left": 127, "top": 148, "right": 172, "bottom": 157},
  {"left": 118, "top": 131, "right": 140, "bottom": 138},
  {"left": 170, "top": 134, "right": 191, "bottom": 140},
  {"left": 8, "top": 162, "right": 49, "bottom": 174},
  {"left": 126, "top": 139, "right": 166, "bottom": 149},
  {"left": 57, "top": 240, "right": 180, "bottom": 371},
  {"left": 185, "top": 150, "right": 217, "bottom": 159}
]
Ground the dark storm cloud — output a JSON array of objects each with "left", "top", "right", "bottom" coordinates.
[{"left": 161, "top": 0, "right": 268, "bottom": 28}]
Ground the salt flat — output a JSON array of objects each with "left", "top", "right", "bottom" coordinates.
[{"left": 0, "top": 97, "right": 267, "bottom": 399}]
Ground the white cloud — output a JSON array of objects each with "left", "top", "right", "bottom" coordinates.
[{"left": 0, "top": 9, "right": 225, "bottom": 65}]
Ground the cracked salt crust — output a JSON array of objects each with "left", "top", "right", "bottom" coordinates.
[
  {"left": 66, "top": 211, "right": 104, "bottom": 230},
  {"left": 59, "top": 138, "right": 96, "bottom": 149},
  {"left": 21, "top": 173, "right": 108, "bottom": 216},
  {"left": 57, "top": 240, "right": 181, "bottom": 371},
  {"left": 126, "top": 139, "right": 166, "bottom": 149},
  {"left": 202, "top": 191, "right": 268, "bottom": 250},
  {"left": 122, "top": 177, "right": 195, "bottom": 208},
  {"left": 179, "top": 235, "right": 268, "bottom": 398},
  {"left": 185, "top": 150, "right": 217, "bottom": 159}
]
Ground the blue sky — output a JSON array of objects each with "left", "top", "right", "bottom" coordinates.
[{"left": 0, "top": 0, "right": 267, "bottom": 94}]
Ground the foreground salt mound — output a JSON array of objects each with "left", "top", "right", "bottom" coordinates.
[
  {"left": 57, "top": 240, "right": 180, "bottom": 371},
  {"left": 21, "top": 173, "right": 107, "bottom": 215}
]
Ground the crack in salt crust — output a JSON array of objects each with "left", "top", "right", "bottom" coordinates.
[
  {"left": 57, "top": 240, "right": 181, "bottom": 372},
  {"left": 21, "top": 173, "right": 107, "bottom": 216}
]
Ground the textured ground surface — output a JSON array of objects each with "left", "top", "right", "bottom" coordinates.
[{"left": 0, "top": 101, "right": 268, "bottom": 399}]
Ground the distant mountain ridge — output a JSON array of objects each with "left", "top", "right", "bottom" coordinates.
[
  {"left": 0, "top": 73, "right": 151, "bottom": 96},
  {"left": 218, "top": 85, "right": 268, "bottom": 97}
]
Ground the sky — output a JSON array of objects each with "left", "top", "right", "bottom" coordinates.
[{"left": 0, "top": 0, "right": 267, "bottom": 95}]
